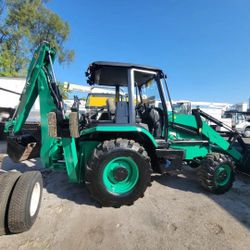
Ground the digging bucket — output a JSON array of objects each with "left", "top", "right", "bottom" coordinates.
[{"left": 7, "top": 134, "right": 40, "bottom": 162}]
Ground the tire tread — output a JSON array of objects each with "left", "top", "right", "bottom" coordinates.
[
  {"left": 85, "top": 138, "right": 152, "bottom": 207},
  {"left": 197, "top": 153, "right": 235, "bottom": 194}
]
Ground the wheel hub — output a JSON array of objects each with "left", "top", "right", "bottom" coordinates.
[
  {"left": 113, "top": 167, "right": 128, "bottom": 181},
  {"left": 245, "top": 129, "right": 250, "bottom": 137},
  {"left": 102, "top": 156, "right": 139, "bottom": 194},
  {"left": 217, "top": 171, "right": 227, "bottom": 182},
  {"left": 215, "top": 164, "right": 231, "bottom": 186},
  {"left": 30, "top": 182, "right": 41, "bottom": 217}
]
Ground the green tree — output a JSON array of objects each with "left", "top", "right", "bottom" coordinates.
[
  {"left": 0, "top": 0, "right": 74, "bottom": 77},
  {"left": 0, "top": 0, "right": 3, "bottom": 19},
  {"left": 58, "top": 81, "right": 70, "bottom": 100}
]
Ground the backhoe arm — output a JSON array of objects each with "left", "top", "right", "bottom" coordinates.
[
  {"left": 4, "top": 43, "right": 80, "bottom": 182},
  {"left": 5, "top": 43, "right": 58, "bottom": 134}
]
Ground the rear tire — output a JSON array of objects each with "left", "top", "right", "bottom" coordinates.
[
  {"left": 0, "top": 172, "right": 21, "bottom": 236},
  {"left": 85, "top": 139, "right": 152, "bottom": 207},
  {"left": 197, "top": 153, "right": 235, "bottom": 194},
  {"left": 7, "top": 171, "right": 43, "bottom": 234}
]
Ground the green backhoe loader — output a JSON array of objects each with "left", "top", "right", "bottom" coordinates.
[{"left": 2, "top": 42, "right": 250, "bottom": 230}]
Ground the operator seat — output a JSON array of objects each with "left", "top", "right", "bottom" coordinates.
[
  {"left": 141, "top": 106, "right": 162, "bottom": 138},
  {"left": 106, "top": 98, "right": 116, "bottom": 120},
  {"left": 115, "top": 101, "right": 129, "bottom": 123},
  {"left": 96, "top": 98, "right": 116, "bottom": 121}
]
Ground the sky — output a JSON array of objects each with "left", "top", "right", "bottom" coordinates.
[{"left": 47, "top": 0, "right": 250, "bottom": 104}]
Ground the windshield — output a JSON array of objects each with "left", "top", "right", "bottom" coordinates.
[
  {"left": 138, "top": 76, "right": 175, "bottom": 113},
  {"left": 139, "top": 79, "right": 161, "bottom": 108},
  {"left": 236, "top": 113, "right": 246, "bottom": 124}
]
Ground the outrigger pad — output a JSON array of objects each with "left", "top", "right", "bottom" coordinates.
[
  {"left": 48, "top": 111, "right": 70, "bottom": 138},
  {"left": 7, "top": 134, "right": 40, "bottom": 162},
  {"left": 69, "top": 112, "right": 80, "bottom": 138},
  {"left": 48, "top": 112, "right": 58, "bottom": 138}
]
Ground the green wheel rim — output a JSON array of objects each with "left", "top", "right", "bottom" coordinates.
[
  {"left": 214, "top": 164, "right": 231, "bottom": 186},
  {"left": 102, "top": 156, "right": 139, "bottom": 194}
]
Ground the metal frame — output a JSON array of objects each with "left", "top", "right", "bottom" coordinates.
[
  {"left": 127, "top": 68, "right": 158, "bottom": 124},
  {"left": 156, "top": 77, "right": 169, "bottom": 140}
]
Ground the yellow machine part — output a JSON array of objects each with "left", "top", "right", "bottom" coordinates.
[{"left": 88, "top": 95, "right": 115, "bottom": 107}]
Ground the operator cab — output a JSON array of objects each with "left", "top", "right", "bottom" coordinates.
[{"left": 85, "top": 61, "right": 170, "bottom": 138}]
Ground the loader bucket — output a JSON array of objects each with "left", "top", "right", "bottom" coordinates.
[
  {"left": 7, "top": 134, "right": 40, "bottom": 162},
  {"left": 238, "top": 147, "right": 250, "bottom": 174}
]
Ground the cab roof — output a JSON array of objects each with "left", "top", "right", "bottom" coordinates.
[{"left": 86, "top": 61, "right": 164, "bottom": 87}]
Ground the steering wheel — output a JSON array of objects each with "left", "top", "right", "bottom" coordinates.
[
  {"left": 89, "top": 107, "right": 105, "bottom": 119},
  {"left": 136, "top": 102, "right": 146, "bottom": 115}
]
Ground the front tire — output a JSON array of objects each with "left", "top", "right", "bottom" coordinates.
[
  {"left": 85, "top": 139, "right": 152, "bottom": 207},
  {"left": 197, "top": 153, "right": 235, "bottom": 194}
]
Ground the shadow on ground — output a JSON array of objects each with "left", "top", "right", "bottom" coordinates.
[
  {"left": 1, "top": 156, "right": 96, "bottom": 207},
  {"left": 1, "top": 153, "right": 250, "bottom": 229},
  {"left": 153, "top": 167, "right": 250, "bottom": 230}
]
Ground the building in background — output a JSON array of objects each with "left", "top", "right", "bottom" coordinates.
[
  {"left": 0, "top": 77, "right": 42, "bottom": 139},
  {"left": 230, "top": 101, "right": 249, "bottom": 112},
  {"left": 0, "top": 77, "right": 40, "bottom": 122}
]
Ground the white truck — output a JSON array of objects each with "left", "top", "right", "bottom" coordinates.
[
  {"left": 222, "top": 112, "right": 250, "bottom": 138},
  {"left": 0, "top": 77, "right": 41, "bottom": 139},
  {"left": 162, "top": 100, "right": 250, "bottom": 138}
]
